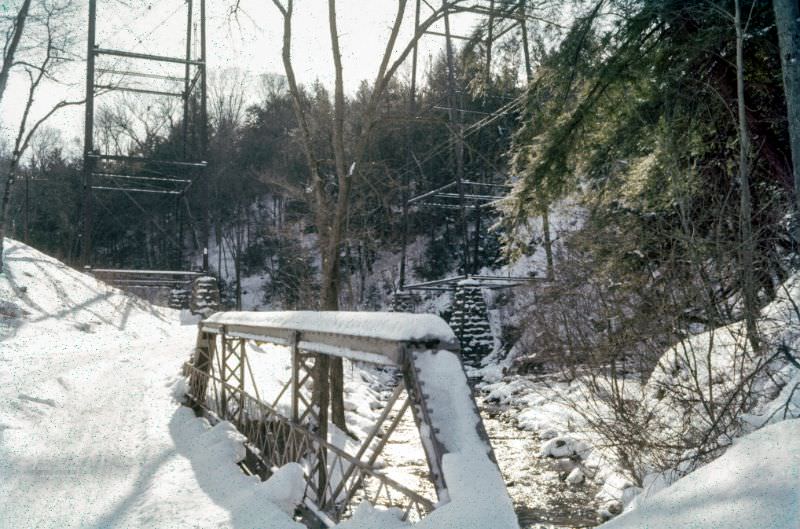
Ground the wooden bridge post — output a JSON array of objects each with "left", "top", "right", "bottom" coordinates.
[
  {"left": 310, "top": 342, "right": 330, "bottom": 509},
  {"left": 220, "top": 326, "right": 228, "bottom": 414},
  {"left": 189, "top": 327, "right": 214, "bottom": 406},
  {"left": 237, "top": 338, "right": 246, "bottom": 426},
  {"left": 290, "top": 331, "right": 300, "bottom": 423}
]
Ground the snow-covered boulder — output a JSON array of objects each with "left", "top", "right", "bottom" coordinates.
[
  {"left": 566, "top": 467, "right": 585, "bottom": 485},
  {"left": 540, "top": 435, "right": 591, "bottom": 459}
]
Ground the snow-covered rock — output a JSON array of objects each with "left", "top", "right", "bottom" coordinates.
[
  {"left": 566, "top": 467, "right": 585, "bottom": 485},
  {"left": 540, "top": 435, "right": 590, "bottom": 459}
]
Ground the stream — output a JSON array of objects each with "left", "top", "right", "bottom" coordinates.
[
  {"left": 480, "top": 397, "right": 600, "bottom": 529},
  {"left": 374, "top": 382, "right": 600, "bottom": 528}
]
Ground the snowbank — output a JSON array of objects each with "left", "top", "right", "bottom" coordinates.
[
  {"left": 600, "top": 419, "right": 800, "bottom": 529},
  {"left": 646, "top": 272, "right": 800, "bottom": 434},
  {"left": 0, "top": 239, "right": 304, "bottom": 528}
]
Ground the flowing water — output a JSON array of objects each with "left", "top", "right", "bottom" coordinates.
[
  {"left": 374, "top": 383, "right": 600, "bottom": 529},
  {"left": 480, "top": 398, "right": 600, "bottom": 529}
]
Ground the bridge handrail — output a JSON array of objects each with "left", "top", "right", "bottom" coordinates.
[
  {"left": 184, "top": 363, "right": 435, "bottom": 518},
  {"left": 200, "top": 311, "right": 460, "bottom": 366},
  {"left": 86, "top": 267, "right": 204, "bottom": 277}
]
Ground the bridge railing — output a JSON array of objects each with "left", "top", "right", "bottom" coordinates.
[
  {"left": 86, "top": 267, "right": 202, "bottom": 289},
  {"left": 184, "top": 363, "right": 433, "bottom": 522},
  {"left": 182, "top": 311, "right": 502, "bottom": 526}
]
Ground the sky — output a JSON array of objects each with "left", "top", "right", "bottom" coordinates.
[{"left": 0, "top": 0, "right": 483, "bottom": 155}]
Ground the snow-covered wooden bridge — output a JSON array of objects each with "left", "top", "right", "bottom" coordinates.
[{"left": 183, "top": 311, "right": 517, "bottom": 527}]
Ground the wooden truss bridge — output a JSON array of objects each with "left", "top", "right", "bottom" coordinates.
[{"left": 182, "top": 311, "right": 514, "bottom": 526}]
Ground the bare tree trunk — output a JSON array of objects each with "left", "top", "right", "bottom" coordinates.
[
  {"left": 0, "top": 156, "right": 21, "bottom": 270},
  {"left": 735, "top": 0, "right": 759, "bottom": 351},
  {"left": 232, "top": 230, "right": 242, "bottom": 310},
  {"left": 270, "top": 0, "right": 333, "bottom": 449},
  {"left": 443, "top": 0, "right": 470, "bottom": 275},
  {"left": 0, "top": 0, "right": 33, "bottom": 106},
  {"left": 327, "top": 0, "right": 348, "bottom": 431},
  {"left": 772, "top": 0, "right": 800, "bottom": 243},
  {"left": 542, "top": 209, "right": 555, "bottom": 279},
  {"left": 484, "top": 0, "right": 494, "bottom": 87},
  {"left": 0, "top": 2, "right": 81, "bottom": 272},
  {"left": 520, "top": 0, "right": 555, "bottom": 279},
  {"left": 0, "top": 0, "right": 33, "bottom": 269},
  {"left": 24, "top": 170, "right": 29, "bottom": 243}
]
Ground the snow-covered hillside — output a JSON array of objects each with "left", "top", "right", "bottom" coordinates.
[
  {"left": 476, "top": 267, "right": 800, "bottom": 527},
  {"left": 600, "top": 419, "right": 800, "bottom": 529},
  {"left": 0, "top": 238, "right": 306, "bottom": 528}
]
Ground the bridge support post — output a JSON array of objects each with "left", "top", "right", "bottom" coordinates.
[
  {"left": 219, "top": 328, "right": 228, "bottom": 414},
  {"left": 290, "top": 331, "right": 300, "bottom": 423},
  {"left": 313, "top": 352, "right": 329, "bottom": 509},
  {"left": 189, "top": 327, "right": 214, "bottom": 406},
  {"left": 236, "top": 338, "right": 245, "bottom": 426}
]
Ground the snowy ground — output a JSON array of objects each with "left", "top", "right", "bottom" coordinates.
[
  {"left": 6, "top": 234, "right": 797, "bottom": 529},
  {"left": 602, "top": 419, "right": 800, "bottom": 529},
  {"left": 0, "top": 239, "right": 307, "bottom": 528}
]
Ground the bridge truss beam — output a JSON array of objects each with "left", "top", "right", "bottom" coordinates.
[
  {"left": 182, "top": 311, "right": 510, "bottom": 526},
  {"left": 186, "top": 329, "right": 435, "bottom": 523}
]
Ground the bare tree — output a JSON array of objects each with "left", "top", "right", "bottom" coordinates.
[
  {"left": 772, "top": 0, "right": 800, "bottom": 243},
  {"left": 209, "top": 68, "right": 248, "bottom": 132},
  {"left": 94, "top": 95, "right": 180, "bottom": 156},
  {"left": 267, "top": 0, "right": 475, "bottom": 430},
  {"left": 734, "top": 0, "right": 759, "bottom": 350},
  {"left": 222, "top": 204, "right": 249, "bottom": 310},
  {"left": 0, "top": 0, "right": 81, "bottom": 271}
]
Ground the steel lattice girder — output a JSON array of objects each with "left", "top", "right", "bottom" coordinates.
[{"left": 184, "top": 311, "right": 506, "bottom": 525}]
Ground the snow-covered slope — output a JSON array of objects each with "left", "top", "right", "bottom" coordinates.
[
  {"left": 600, "top": 419, "right": 800, "bottom": 529},
  {"left": 644, "top": 271, "right": 800, "bottom": 437},
  {"left": 0, "top": 238, "right": 304, "bottom": 528},
  {"left": 592, "top": 274, "right": 800, "bottom": 527},
  {"left": 475, "top": 268, "right": 800, "bottom": 524}
]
